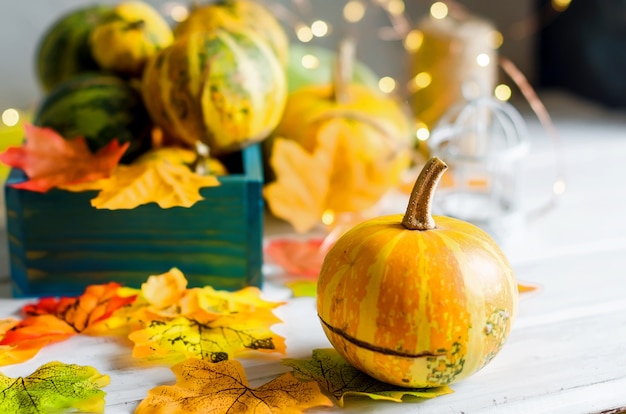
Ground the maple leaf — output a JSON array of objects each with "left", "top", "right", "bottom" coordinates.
[
  {"left": 263, "top": 136, "right": 335, "bottom": 233},
  {"left": 264, "top": 119, "right": 410, "bottom": 234},
  {"left": 322, "top": 118, "right": 410, "bottom": 214},
  {"left": 128, "top": 311, "right": 286, "bottom": 363},
  {"left": 284, "top": 280, "right": 318, "bottom": 298},
  {"left": 0, "top": 283, "right": 136, "bottom": 366},
  {"left": 283, "top": 348, "right": 453, "bottom": 407},
  {"left": 135, "top": 358, "right": 333, "bottom": 414},
  {"left": 264, "top": 238, "right": 326, "bottom": 278},
  {"left": 0, "top": 123, "right": 128, "bottom": 192},
  {"left": 62, "top": 147, "right": 221, "bottom": 209},
  {"left": 89, "top": 269, "right": 287, "bottom": 363},
  {"left": 0, "top": 361, "right": 110, "bottom": 413}
]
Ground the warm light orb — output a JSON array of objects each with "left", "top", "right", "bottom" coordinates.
[
  {"left": 413, "top": 72, "right": 432, "bottom": 89},
  {"left": 552, "top": 0, "right": 571, "bottom": 12},
  {"left": 301, "top": 54, "right": 319, "bottom": 69},
  {"left": 170, "top": 4, "right": 188, "bottom": 22},
  {"left": 162, "top": 2, "right": 189, "bottom": 22},
  {"left": 311, "top": 20, "right": 330, "bottom": 37},
  {"left": 378, "top": 76, "right": 396, "bottom": 93},
  {"left": 490, "top": 30, "right": 504, "bottom": 49},
  {"left": 343, "top": 1, "right": 366, "bottom": 23},
  {"left": 2, "top": 108, "right": 19, "bottom": 127},
  {"left": 296, "top": 24, "right": 314, "bottom": 42},
  {"left": 404, "top": 29, "right": 424, "bottom": 52},
  {"left": 386, "top": 0, "right": 405, "bottom": 16},
  {"left": 553, "top": 178, "right": 567, "bottom": 195},
  {"left": 321, "top": 209, "right": 335, "bottom": 226},
  {"left": 430, "top": 2, "right": 449, "bottom": 19},
  {"left": 476, "top": 53, "right": 491, "bottom": 67},
  {"left": 416, "top": 124, "right": 430, "bottom": 141},
  {"left": 494, "top": 84, "right": 512, "bottom": 101}
]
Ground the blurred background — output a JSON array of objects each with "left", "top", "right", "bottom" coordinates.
[{"left": 2, "top": 0, "right": 624, "bottom": 110}]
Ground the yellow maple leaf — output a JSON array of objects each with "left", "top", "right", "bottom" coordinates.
[
  {"left": 62, "top": 147, "right": 221, "bottom": 209},
  {"left": 264, "top": 119, "right": 411, "bottom": 234},
  {"left": 129, "top": 311, "right": 285, "bottom": 362},
  {"left": 323, "top": 119, "right": 411, "bottom": 213},
  {"left": 263, "top": 136, "right": 336, "bottom": 233},
  {"left": 136, "top": 358, "right": 333, "bottom": 414},
  {"left": 90, "top": 269, "right": 287, "bottom": 361}
]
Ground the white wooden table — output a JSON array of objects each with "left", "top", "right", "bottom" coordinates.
[{"left": 1, "top": 91, "right": 626, "bottom": 413}]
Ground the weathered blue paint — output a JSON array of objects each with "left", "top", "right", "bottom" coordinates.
[{"left": 4, "top": 144, "right": 264, "bottom": 298}]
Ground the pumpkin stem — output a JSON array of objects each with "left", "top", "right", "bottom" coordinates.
[
  {"left": 402, "top": 157, "right": 448, "bottom": 231},
  {"left": 332, "top": 38, "right": 356, "bottom": 104}
]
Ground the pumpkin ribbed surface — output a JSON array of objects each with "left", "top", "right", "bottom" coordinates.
[
  {"left": 142, "top": 29, "right": 286, "bottom": 154},
  {"left": 174, "top": 0, "right": 289, "bottom": 66},
  {"left": 317, "top": 214, "right": 518, "bottom": 387}
]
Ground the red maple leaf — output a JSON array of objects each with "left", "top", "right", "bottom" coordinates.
[
  {"left": 0, "top": 123, "right": 129, "bottom": 192},
  {"left": 0, "top": 283, "right": 137, "bottom": 366}
]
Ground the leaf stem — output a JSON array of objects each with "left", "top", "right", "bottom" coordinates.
[{"left": 402, "top": 157, "right": 448, "bottom": 231}]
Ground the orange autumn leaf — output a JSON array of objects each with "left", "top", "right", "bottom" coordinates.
[
  {"left": 135, "top": 358, "right": 333, "bottom": 414},
  {"left": 0, "top": 123, "right": 128, "bottom": 192},
  {"left": 0, "top": 282, "right": 136, "bottom": 366},
  {"left": 93, "top": 269, "right": 287, "bottom": 362},
  {"left": 263, "top": 136, "right": 335, "bottom": 233},
  {"left": 265, "top": 238, "right": 326, "bottom": 278},
  {"left": 321, "top": 119, "right": 410, "bottom": 214},
  {"left": 63, "top": 147, "right": 221, "bottom": 209}
]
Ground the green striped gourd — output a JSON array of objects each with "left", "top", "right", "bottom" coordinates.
[
  {"left": 141, "top": 29, "right": 287, "bottom": 155},
  {"left": 34, "top": 74, "right": 152, "bottom": 162},
  {"left": 174, "top": 0, "right": 289, "bottom": 66},
  {"left": 35, "top": 5, "right": 111, "bottom": 92}
]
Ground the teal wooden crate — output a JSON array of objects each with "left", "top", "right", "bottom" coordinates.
[{"left": 4, "top": 144, "right": 264, "bottom": 298}]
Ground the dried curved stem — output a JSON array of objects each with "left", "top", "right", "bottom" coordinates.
[{"left": 402, "top": 157, "right": 448, "bottom": 231}]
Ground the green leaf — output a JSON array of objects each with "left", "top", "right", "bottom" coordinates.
[
  {"left": 0, "top": 361, "right": 110, "bottom": 413},
  {"left": 283, "top": 348, "right": 453, "bottom": 407}
]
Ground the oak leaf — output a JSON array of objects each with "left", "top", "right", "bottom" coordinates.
[
  {"left": 283, "top": 348, "right": 453, "bottom": 407},
  {"left": 0, "top": 123, "right": 128, "bottom": 192},
  {"left": 62, "top": 147, "right": 220, "bottom": 209},
  {"left": 0, "top": 361, "right": 110, "bottom": 413},
  {"left": 135, "top": 358, "right": 333, "bottom": 414}
]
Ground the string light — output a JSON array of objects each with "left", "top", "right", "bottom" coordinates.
[
  {"left": 430, "top": 2, "right": 449, "bottom": 19},
  {"left": 161, "top": 2, "right": 188, "bottom": 22},
  {"left": 415, "top": 123, "right": 430, "bottom": 141},
  {"left": 404, "top": 29, "right": 423, "bottom": 52},
  {"left": 2, "top": 108, "right": 19, "bottom": 127},
  {"left": 378, "top": 76, "right": 396, "bottom": 93},
  {"left": 494, "top": 84, "right": 512, "bottom": 101},
  {"left": 476, "top": 53, "right": 491, "bottom": 67},
  {"left": 301, "top": 54, "right": 320, "bottom": 69},
  {"left": 490, "top": 30, "right": 504, "bottom": 49},
  {"left": 295, "top": 23, "right": 314, "bottom": 42},
  {"left": 343, "top": 1, "right": 366, "bottom": 23},
  {"left": 310, "top": 20, "right": 330, "bottom": 37},
  {"left": 551, "top": 0, "right": 572, "bottom": 12}
]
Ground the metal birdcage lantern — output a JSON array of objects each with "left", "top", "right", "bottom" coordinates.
[{"left": 428, "top": 87, "right": 530, "bottom": 241}]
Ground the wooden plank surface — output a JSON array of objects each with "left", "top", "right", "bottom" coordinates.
[{"left": 1, "top": 92, "right": 626, "bottom": 413}]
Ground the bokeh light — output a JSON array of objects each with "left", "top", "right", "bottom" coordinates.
[{"left": 2, "top": 108, "right": 19, "bottom": 127}]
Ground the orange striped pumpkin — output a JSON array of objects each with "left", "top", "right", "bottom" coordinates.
[{"left": 317, "top": 157, "right": 519, "bottom": 388}]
